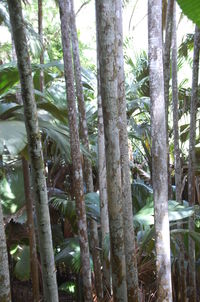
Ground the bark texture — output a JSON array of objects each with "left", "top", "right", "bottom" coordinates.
[
  {"left": 22, "top": 158, "right": 40, "bottom": 302},
  {"left": 148, "top": 0, "right": 172, "bottom": 301},
  {"left": 116, "top": 1, "right": 139, "bottom": 301},
  {"left": 171, "top": 5, "right": 186, "bottom": 301},
  {"left": 188, "top": 25, "right": 200, "bottom": 302},
  {"left": 7, "top": 1, "right": 59, "bottom": 301},
  {"left": 58, "top": 1, "right": 92, "bottom": 301},
  {"left": 69, "top": 1, "right": 103, "bottom": 299},
  {"left": 0, "top": 200, "right": 11, "bottom": 302},
  {"left": 96, "top": 1, "right": 127, "bottom": 301},
  {"left": 163, "top": 0, "right": 174, "bottom": 199},
  {"left": 97, "top": 60, "right": 111, "bottom": 294},
  {"left": 95, "top": 0, "right": 111, "bottom": 295}
]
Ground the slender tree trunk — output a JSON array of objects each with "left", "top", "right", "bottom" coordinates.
[
  {"left": 95, "top": 3, "right": 111, "bottom": 292},
  {"left": 7, "top": 1, "right": 59, "bottom": 301},
  {"left": 163, "top": 0, "right": 174, "bottom": 199},
  {"left": 96, "top": 1, "right": 127, "bottom": 301},
  {"left": 22, "top": 158, "right": 40, "bottom": 302},
  {"left": 171, "top": 4, "right": 187, "bottom": 301},
  {"left": 69, "top": 1, "right": 103, "bottom": 299},
  {"left": 97, "top": 80, "right": 111, "bottom": 295},
  {"left": 38, "top": 0, "right": 44, "bottom": 93},
  {"left": 188, "top": 25, "right": 200, "bottom": 302},
  {"left": 148, "top": 0, "right": 172, "bottom": 301},
  {"left": 172, "top": 3, "right": 182, "bottom": 205},
  {"left": 58, "top": 1, "right": 92, "bottom": 301},
  {"left": 0, "top": 199, "right": 11, "bottom": 302},
  {"left": 116, "top": 1, "right": 139, "bottom": 301}
]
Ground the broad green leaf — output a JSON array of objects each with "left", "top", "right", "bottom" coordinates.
[
  {"left": 177, "top": 0, "right": 200, "bottom": 27},
  {"left": 0, "top": 120, "right": 27, "bottom": 155}
]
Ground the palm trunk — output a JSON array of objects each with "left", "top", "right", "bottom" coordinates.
[
  {"left": 148, "top": 0, "right": 172, "bottom": 301},
  {"left": 38, "top": 0, "right": 44, "bottom": 93},
  {"left": 7, "top": 1, "right": 59, "bottom": 301},
  {"left": 96, "top": 58, "right": 111, "bottom": 295},
  {"left": 171, "top": 4, "right": 187, "bottom": 301},
  {"left": 69, "top": 0, "right": 103, "bottom": 299},
  {"left": 116, "top": 1, "right": 139, "bottom": 301},
  {"left": 96, "top": 1, "right": 127, "bottom": 301},
  {"left": 0, "top": 199, "right": 11, "bottom": 302},
  {"left": 58, "top": 1, "right": 92, "bottom": 300},
  {"left": 95, "top": 4, "right": 111, "bottom": 290},
  {"left": 22, "top": 158, "right": 40, "bottom": 302},
  {"left": 188, "top": 25, "right": 200, "bottom": 302},
  {"left": 163, "top": 0, "right": 174, "bottom": 199}
]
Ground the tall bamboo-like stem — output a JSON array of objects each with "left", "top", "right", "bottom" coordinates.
[
  {"left": 163, "top": 0, "right": 174, "bottom": 199},
  {"left": 69, "top": 0, "right": 103, "bottom": 299},
  {"left": 116, "top": 1, "right": 139, "bottom": 301},
  {"left": 148, "top": 0, "right": 172, "bottom": 300},
  {"left": 58, "top": 0, "right": 92, "bottom": 300},
  {"left": 0, "top": 197, "right": 11, "bottom": 302},
  {"left": 7, "top": 1, "right": 59, "bottom": 301},
  {"left": 95, "top": 1, "right": 111, "bottom": 292},
  {"left": 96, "top": 0, "right": 127, "bottom": 301},
  {"left": 38, "top": 0, "right": 44, "bottom": 93},
  {"left": 22, "top": 158, "right": 40, "bottom": 302},
  {"left": 188, "top": 25, "right": 200, "bottom": 302},
  {"left": 171, "top": 3, "right": 187, "bottom": 301}
]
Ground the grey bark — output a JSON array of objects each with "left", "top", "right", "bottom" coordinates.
[
  {"left": 69, "top": 0, "right": 103, "bottom": 299},
  {"left": 0, "top": 200, "right": 11, "bottom": 302},
  {"left": 95, "top": 0, "right": 111, "bottom": 295},
  {"left": 148, "top": 0, "right": 172, "bottom": 301},
  {"left": 116, "top": 1, "right": 139, "bottom": 301},
  {"left": 7, "top": 1, "right": 59, "bottom": 301},
  {"left": 172, "top": 3, "right": 182, "bottom": 205},
  {"left": 22, "top": 158, "right": 40, "bottom": 302},
  {"left": 95, "top": 4, "right": 111, "bottom": 293},
  {"left": 58, "top": 0, "right": 92, "bottom": 301},
  {"left": 188, "top": 25, "right": 200, "bottom": 302},
  {"left": 171, "top": 4, "right": 186, "bottom": 301},
  {"left": 96, "top": 1, "right": 127, "bottom": 301},
  {"left": 163, "top": 0, "right": 174, "bottom": 199}
]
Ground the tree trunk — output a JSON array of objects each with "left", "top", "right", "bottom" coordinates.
[
  {"left": 58, "top": 0, "right": 92, "bottom": 301},
  {"left": 171, "top": 4, "right": 187, "bottom": 301},
  {"left": 69, "top": 1, "right": 103, "bottom": 299},
  {"left": 148, "top": 0, "right": 172, "bottom": 301},
  {"left": 163, "top": 0, "right": 174, "bottom": 199},
  {"left": 22, "top": 158, "right": 40, "bottom": 302},
  {"left": 7, "top": 1, "right": 59, "bottom": 301},
  {"left": 116, "top": 1, "right": 139, "bottom": 301},
  {"left": 38, "top": 0, "right": 44, "bottom": 93},
  {"left": 96, "top": 1, "right": 127, "bottom": 301},
  {"left": 95, "top": 2, "right": 111, "bottom": 291},
  {"left": 0, "top": 198, "right": 11, "bottom": 302},
  {"left": 188, "top": 25, "right": 200, "bottom": 302}
]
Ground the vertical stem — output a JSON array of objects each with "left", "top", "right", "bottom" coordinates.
[
  {"left": 7, "top": 1, "right": 59, "bottom": 301},
  {"left": 69, "top": 0, "right": 103, "bottom": 299},
  {"left": 188, "top": 25, "right": 200, "bottom": 302},
  {"left": 95, "top": 2, "right": 111, "bottom": 291},
  {"left": 116, "top": 1, "right": 139, "bottom": 301},
  {"left": 163, "top": 0, "right": 174, "bottom": 199},
  {"left": 171, "top": 3, "right": 187, "bottom": 301},
  {"left": 148, "top": 0, "right": 172, "bottom": 300},
  {"left": 22, "top": 158, "right": 40, "bottom": 302},
  {"left": 96, "top": 0, "right": 127, "bottom": 300},
  {"left": 58, "top": 1, "right": 92, "bottom": 300},
  {"left": 38, "top": 0, "right": 44, "bottom": 93},
  {"left": 0, "top": 198, "right": 11, "bottom": 302}
]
